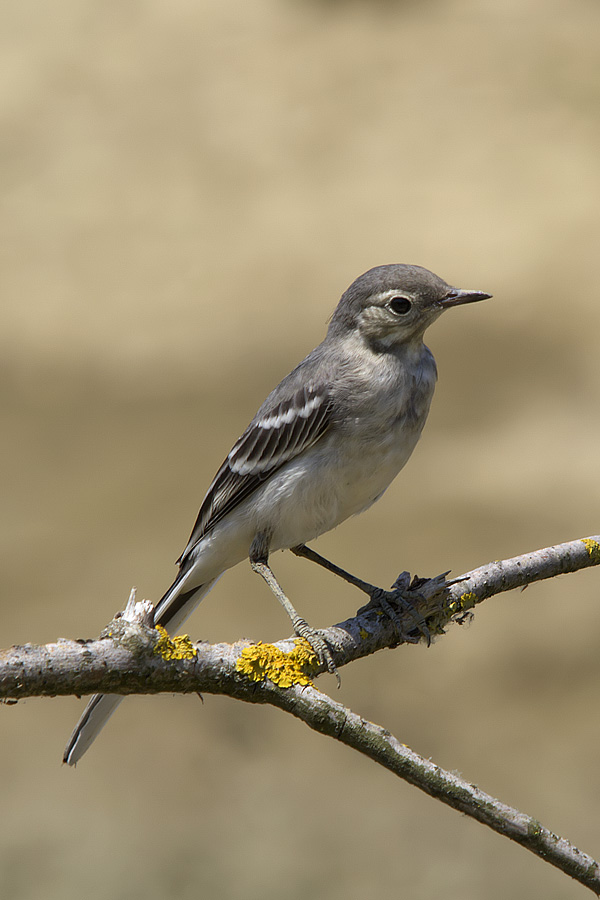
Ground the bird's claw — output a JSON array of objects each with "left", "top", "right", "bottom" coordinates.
[
  {"left": 293, "top": 619, "right": 341, "bottom": 687},
  {"left": 357, "top": 569, "right": 455, "bottom": 647}
]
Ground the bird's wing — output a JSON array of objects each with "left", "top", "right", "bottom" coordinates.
[{"left": 177, "top": 383, "right": 332, "bottom": 563}]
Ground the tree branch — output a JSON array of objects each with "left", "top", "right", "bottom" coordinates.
[{"left": 1, "top": 535, "right": 599, "bottom": 892}]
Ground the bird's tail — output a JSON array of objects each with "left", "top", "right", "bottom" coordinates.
[{"left": 62, "top": 572, "right": 220, "bottom": 766}]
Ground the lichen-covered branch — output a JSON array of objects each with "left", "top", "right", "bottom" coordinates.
[
  {"left": 1, "top": 535, "right": 599, "bottom": 892},
  {"left": 2, "top": 535, "right": 598, "bottom": 698}
]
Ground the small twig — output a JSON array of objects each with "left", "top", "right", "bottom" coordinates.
[{"left": 248, "top": 680, "right": 600, "bottom": 894}]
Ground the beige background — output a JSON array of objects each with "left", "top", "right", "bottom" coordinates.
[{"left": 2, "top": 1, "right": 600, "bottom": 897}]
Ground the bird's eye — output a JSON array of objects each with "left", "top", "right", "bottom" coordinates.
[{"left": 389, "top": 297, "right": 412, "bottom": 315}]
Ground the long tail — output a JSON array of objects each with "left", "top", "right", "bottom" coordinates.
[{"left": 62, "top": 571, "right": 220, "bottom": 766}]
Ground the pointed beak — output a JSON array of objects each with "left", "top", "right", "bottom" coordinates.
[{"left": 440, "top": 287, "right": 492, "bottom": 308}]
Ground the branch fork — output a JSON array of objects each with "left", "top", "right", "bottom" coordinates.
[{"left": 1, "top": 536, "right": 599, "bottom": 892}]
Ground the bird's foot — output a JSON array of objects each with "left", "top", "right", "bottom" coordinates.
[
  {"left": 357, "top": 570, "right": 446, "bottom": 646},
  {"left": 291, "top": 615, "right": 341, "bottom": 687}
]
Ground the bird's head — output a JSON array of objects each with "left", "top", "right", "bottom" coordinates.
[{"left": 329, "top": 264, "right": 491, "bottom": 350}]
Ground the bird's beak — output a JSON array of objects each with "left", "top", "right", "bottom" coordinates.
[{"left": 440, "top": 288, "right": 492, "bottom": 308}]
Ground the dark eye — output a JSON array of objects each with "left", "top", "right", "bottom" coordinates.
[{"left": 389, "top": 296, "right": 412, "bottom": 315}]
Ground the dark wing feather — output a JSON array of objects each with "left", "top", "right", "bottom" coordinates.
[{"left": 177, "top": 383, "right": 332, "bottom": 564}]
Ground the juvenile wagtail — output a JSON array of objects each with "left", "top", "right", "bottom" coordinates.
[{"left": 63, "top": 263, "right": 491, "bottom": 765}]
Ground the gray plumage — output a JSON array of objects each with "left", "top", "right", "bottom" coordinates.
[{"left": 63, "top": 263, "right": 490, "bottom": 765}]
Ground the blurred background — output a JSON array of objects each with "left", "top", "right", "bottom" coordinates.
[{"left": 1, "top": 0, "right": 599, "bottom": 897}]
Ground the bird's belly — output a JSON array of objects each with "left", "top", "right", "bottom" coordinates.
[{"left": 256, "top": 422, "right": 423, "bottom": 551}]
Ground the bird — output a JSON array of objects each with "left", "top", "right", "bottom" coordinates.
[{"left": 63, "top": 263, "right": 491, "bottom": 765}]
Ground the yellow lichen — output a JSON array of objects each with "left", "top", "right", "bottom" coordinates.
[
  {"left": 235, "top": 640, "right": 316, "bottom": 687},
  {"left": 154, "top": 625, "right": 197, "bottom": 661},
  {"left": 581, "top": 538, "right": 600, "bottom": 561},
  {"left": 460, "top": 591, "right": 478, "bottom": 609},
  {"left": 448, "top": 591, "right": 478, "bottom": 615},
  {"left": 359, "top": 627, "right": 370, "bottom": 640}
]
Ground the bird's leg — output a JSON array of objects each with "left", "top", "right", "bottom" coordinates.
[
  {"left": 291, "top": 543, "right": 380, "bottom": 594},
  {"left": 291, "top": 543, "right": 431, "bottom": 645},
  {"left": 249, "top": 534, "right": 339, "bottom": 681}
]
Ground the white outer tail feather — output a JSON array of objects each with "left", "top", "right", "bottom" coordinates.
[{"left": 62, "top": 576, "right": 220, "bottom": 766}]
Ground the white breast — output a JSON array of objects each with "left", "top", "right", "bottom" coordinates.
[
  {"left": 256, "top": 341, "right": 438, "bottom": 550},
  {"left": 189, "top": 339, "right": 437, "bottom": 571}
]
